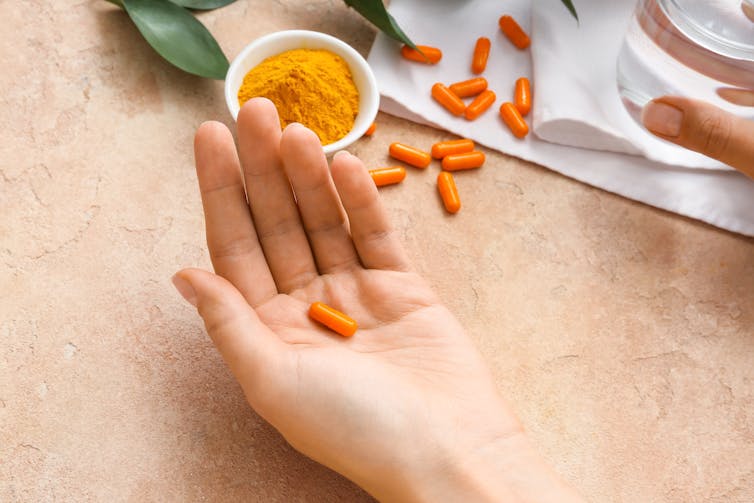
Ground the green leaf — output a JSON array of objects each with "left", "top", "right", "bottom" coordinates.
[
  {"left": 121, "top": 0, "right": 229, "bottom": 79},
  {"left": 167, "top": 0, "right": 237, "bottom": 10},
  {"left": 344, "top": 0, "right": 417, "bottom": 50},
  {"left": 560, "top": 0, "right": 579, "bottom": 21}
]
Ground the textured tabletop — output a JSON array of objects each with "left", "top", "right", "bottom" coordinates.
[{"left": 2, "top": 1, "right": 753, "bottom": 501}]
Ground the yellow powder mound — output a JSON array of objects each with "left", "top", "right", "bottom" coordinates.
[{"left": 238, "top": 49, "right": 360, "bottom": 145}]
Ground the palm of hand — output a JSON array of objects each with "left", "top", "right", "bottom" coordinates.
[{"left": 178, "top": 98, "right": 520, "bottom": 496}]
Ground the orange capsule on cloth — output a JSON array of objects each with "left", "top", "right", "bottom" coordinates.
[
  {"left": 364, "top": 122, "right": 377, "bottom": 136},
  {"left": 499, "top": 102, "right": 529, "bottom": 138},
  {"left": 389, "top": 142, "right": 432, "bottom": 168},
  {"left": 499, "top": 15, "right": 531, "bottom": 49},
  {"left": 309, "top": 302, "right": 358, "bottom": 337},
  {"left": 431, "top": 83, "right": 466, "bottom": 116},
  {"left": 514, "top": 78, "right": 532, "bottom": 116},
  {"left": 465, "top": 90, "right": 496, "bottom": 120},
  {"left": 471, "top": 37, "right": 491, "bottom": 74},
  {"left": 431, "top": 139, "right": 475, "bottom": 159},
  {"left": 437, "top": 172, "right": 461, "bottom": 214},
  {"left": 442, "top": 151, "right": 486, "bottom": 171},
  {"left": 449, "top": 77, "right": 488, "bottom": 98},
  {"left": 401, "top": 45, "right": 442, "bottom": 64},
  {"left": 369, "top": 166, "right": 406, "bottom": 187}
]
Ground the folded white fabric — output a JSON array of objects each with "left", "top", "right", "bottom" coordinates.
[{"left": 367, "top": 0, "right": 754, "bottom": 237}]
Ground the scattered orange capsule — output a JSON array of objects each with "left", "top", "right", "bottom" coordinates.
[
  {"left": 369, "top": 166, "right": 406, "bottom": 187},
  {"left": 449, "top": 77, "right": 488, "bottom": 98},
  {"left": 389, "top": 142, "right": 432, "bottom": 168},
  {"left": 499, "top": 15, "right": 531, "bottom": 49},
  {"left": 514, "top": 78, "right": 532, "bottom": 116},
  {"left": 431, "top": 83, "right": 466, "bottom": 116},
  {"left": 431, "top": 139, "right": 475, "bottom": 159},
  {"left": 364, "top": 122, "right": 377, "bottom": 136},
  {"left": 437, "top": 172, "right": 461, "bottom": 214},
  {"left": 442, "top": 151, "right": 486, "bottom": 171},
  {"left": 401, "top": 45, "right": 442, "bottom": 64},
  {"left": 471, "top": 37, "right": 491, "bottom": 74},
  {"left": 309, "top": 302, "right": 357, "bottom": 337},
  {"left": 499, "top": 102, "right": 529, "bottom": 138},
  {"left": 464, "top": 90, "right": 496, "bottom": 121}
]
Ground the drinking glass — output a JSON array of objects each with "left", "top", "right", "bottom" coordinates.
[{"left": 617, "top": 0, "right": 754, "bottom": 129}]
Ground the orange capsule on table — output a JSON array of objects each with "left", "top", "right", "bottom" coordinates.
[
  {"left": 499, "top": 102, "right": 529, "bottom": 138},
  {"left": 449, "top": 77, "right": 488, "bottom": 98},
  {"left": 364, "top": 122, "right": 377, "bottom": 136},
  {"left": 369, "top": 166, "right": 406, "bottom": 187},
  {"left": 437, "top": 172, "right": 461, "bottom": 214},
  {"left": 442, "top": 151, "right": 486, "bottom": 171},
  {"left": 471, "top": 37, "right": 491, "bottom": 74},
  {"left": 464, "top": 90, "right": 496, "bottom": 121},
  {"left": 308, "top": 302, "right": 358, "bottom": 337},
  {"left": 401, "top": 45, "right": 442, "bottom": 64},
  {"left": 499, "top": 15, "right": 531, "bottom": 49},
  {"left": 389, "top": 142, "right": 432, "bottom": 168},
  {"left": 431, "top": 83, "right": 466, "bottom": 116},
  {"left": 431, "top": 139, "right": 475, "bottom": 159},
  {"left": 514, "top": 78, "right": 532, "bottom": 116}
]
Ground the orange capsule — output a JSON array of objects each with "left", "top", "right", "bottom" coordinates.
[
  {"left": 369, "top": 166, "right": 406, "bottom": 187},
  {"left": 471, "top": 37, "right": 491, "bottom": 74},
  {"left": 499, "top": 102, "right": 529, "bottom": 138},
  {"left": 464, "top": 90, "right": 496, "bottom": 121},
  {"left": 431, "top": 139, "right": 475, "bottom": 159},
  {"left": 389, "top": 142, "right": 432, "bottom": 168},
  {"left": 449, "top": 77, "right": 488, "bottom": 98},
  {"left": 437, "top": 172, "right": 461, "bottom": 214},
  {"left": 431, "top": 83, "right": 466, "bottom": 116},
  {"left": 499, "top": 15, "right": 531, "bottom": 49},
  {"left": 442, "top": 151, "right": 486, "bottom": 171},
  {"left": 309, "top": 302, "right": 357, "bottom": 337},
  {"left": 401, "top": 45, "right": 442, "bottom": 64},
  {"left": 514, "top": 78, "right": 531, "bottom": 116},
  {"left": 364, "top": 122, "right": 377, "bottom": 136}
]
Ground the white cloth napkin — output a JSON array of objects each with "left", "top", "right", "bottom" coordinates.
[{"left": 367, "top": 0, "right": 754, "bottom": 237}]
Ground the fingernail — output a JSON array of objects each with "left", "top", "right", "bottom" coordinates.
[
  {"left": 333, "top": 150, "right": 352, "bottom": 160},
  {"left": 171, "top": 274, "right": 197, "bottom": 307},
  {"left": 642, "top": 101, "right": 684, "bottom": 137},
  {"left": 284, "top": 122, "right": 304, "bottom": 131}
]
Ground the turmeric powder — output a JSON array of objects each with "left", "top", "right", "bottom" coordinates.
[{"left": 237, "top": 49, "right": 359, "bottom": 145}]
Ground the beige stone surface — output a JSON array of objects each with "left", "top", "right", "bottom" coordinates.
[{"left": 2, "top": 1, "right": 753, "bottom": 501}]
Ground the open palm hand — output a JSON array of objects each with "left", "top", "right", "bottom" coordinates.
[{"left": 174, "top": 99, "right": 579, "bottom": 502}]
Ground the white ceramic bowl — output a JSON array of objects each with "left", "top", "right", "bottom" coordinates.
[{"left": 225, "top": 30, "right": 379, "bottom": 155}]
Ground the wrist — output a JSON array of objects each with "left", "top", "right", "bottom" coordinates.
[{"left": 398, "top": 431, "right": 582, "bottom": 503}]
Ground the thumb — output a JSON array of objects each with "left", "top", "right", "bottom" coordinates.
[
  {"left": 171, "top": 268, "right": 288, "bottom": 402},
  {"left": 642, "top": 96, "right": 754, "bottom": 178}
]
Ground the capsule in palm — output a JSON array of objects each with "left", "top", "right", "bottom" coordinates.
[
  {"left": 499, "top": 102, "right": 529, "bottom": 138},
  {"left": 369, "top": 166, "right": 406, "bottom": 187},
  {"left": 514, "top": 78, "right": 532, "bottom": 116},
  {"left": 437, "top": 172, "right": 461, "bottom": 214},
  {"left": 471, "top": 37, "right": 491, "bottom": 74},
  {"left": 431, "top": 83, "right": 466, "bottom": 116},
  {"left": 308, "top": 302, "right": 358, "bottom": 337},
  {"left": 465, "top": 90, "right": 496, "bottom": 120},
  {"left": 389, "top": 142, "right": 431, "bottom": 168}
]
